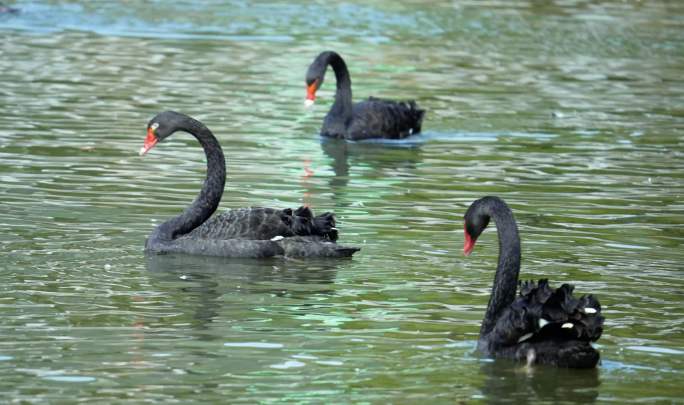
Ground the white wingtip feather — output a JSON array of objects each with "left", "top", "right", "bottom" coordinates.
[
  {"left": 584, "top": 307, "right": 597, "bottom": 314},
  {"left": 271, "top": 236, "right": 284, "bottom": 242},
  {"left": 517, "top": 333, "right": 534, "bottom": 343},
  {"left": 561, "top": 323, "right": 574, "bottom": 329},
  {"left": 539, "top": 318, "right": 550, "bottom": 328}
]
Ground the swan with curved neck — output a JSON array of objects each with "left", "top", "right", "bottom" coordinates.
[
  {"left": 463, "top": 196, "right": 604, "bottom": 368},
  {"left": 305, "top": 51, "right": 425, "bottom": 140},
  {"left": 139, "top": 111, "right": 359, "bottom": 258}
]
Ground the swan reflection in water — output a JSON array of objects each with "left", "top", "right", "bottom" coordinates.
[
  {"left": 318, "top": 137, "right": 424, "bottom": 199},
  {"left": 144, "top": 255, "right": 340, "bottom": 338},
  {"left": 478, "top": 360, "right": 601, "bottom": 404}
]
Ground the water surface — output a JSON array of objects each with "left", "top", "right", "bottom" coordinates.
[{"left": 1, "top": 0, "right": 684, "bottom": 403}]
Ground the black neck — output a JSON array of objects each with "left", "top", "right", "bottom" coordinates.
[
  {"left": 477, "top": 197, "right": 522, "bottom": 339},
  {"left": 156, "top": 116, "right": 226, "bottom": 240},
  {"left": 322, "top": 51, "right": 353, "bottom": 117}
]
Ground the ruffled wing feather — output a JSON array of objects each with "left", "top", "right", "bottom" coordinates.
[
  {"left": 187, "top": 206, "right": 339, "bottom": 242},
  {"left": 489, "top": 279, "right": 604, "bottom": 348}
]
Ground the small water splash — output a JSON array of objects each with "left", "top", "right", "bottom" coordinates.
[{"left": 270, "top": 360, "right": 306, "bottom": 369}]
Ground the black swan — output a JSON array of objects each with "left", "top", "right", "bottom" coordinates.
[
  {"left": 139, "top": 111, "right": 360, "bottom": 258},
  {"left": 0, "top": 2, "right": 19, "bottom": 14},
  {"left": 305, "top": 51, "right": 425, "bottom": 140},
  {"left": 463, "top": 196, "right": 604, "bottom": 368}
]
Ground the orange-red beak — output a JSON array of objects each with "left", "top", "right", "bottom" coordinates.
[
  {"left": 305, "top": 80, "right": 317, "bottom": 107},
  {"left": 139, "top": 128, "right": 158, "bottom": 156},
  {"left": 463, "top": 219, "right": 476, "bottom": 256}
]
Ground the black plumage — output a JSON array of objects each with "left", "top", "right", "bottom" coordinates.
[
  {"left": 0, "top": 2, "right": 19, "bottom": 14},
  {"left": 187, "top": 207, "right": 338, "bottom": 242},
  {"left": 305, "top": 51, "right": 425, "bottom": 140},
  {"left": 463, "top": 196, "right": 604, "bottom": 368},
  {"left": 140, "top": 111, "right": 359, "bottom": 258}
]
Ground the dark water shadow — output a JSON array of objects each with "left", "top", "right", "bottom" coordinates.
[
  {"left": 478, "top": 360, "right": 601, "bottom": 404},
  {"left": 143, "top": 255, "right": 340, "bottom": 339}
]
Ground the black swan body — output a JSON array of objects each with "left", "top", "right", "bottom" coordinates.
[
  {"left": 0, "top": 2, "right": 19, "bottom": 14},
  {"left": 463, "top": 196, "right": 604, "bottom": 368},
  {"left": 139, "top": 111, "right": 359, "bottom": 258},
  {"left": 305, "top": 51, "right": 425, "bottom": 140}
]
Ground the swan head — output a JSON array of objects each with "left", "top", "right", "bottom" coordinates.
[
  {"left": 462, "top": 199, "right": 492, "bottom": 256},
  {"left": 140, "top": 111, "right": 187, "bottom": 156},
  {"left": 305, "top": 52, "right": 331, "bottom": 107},
  {"left": 304, "top": 78, "right": 320, "bottom": 108}
]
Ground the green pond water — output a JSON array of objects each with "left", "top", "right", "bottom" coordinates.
[{"left": 1, "top": 0, "right": 683, "bottom": 403}]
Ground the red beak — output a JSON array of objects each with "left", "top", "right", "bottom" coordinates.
[
  {"left": 463, "top": 219, "right": 476, "bottom": 256},
  {"left": 306, "top": 81, "right": 317, "bottom": 103},
  {"left": 139, "top": 129, "right": 158, "bottom": 156}
]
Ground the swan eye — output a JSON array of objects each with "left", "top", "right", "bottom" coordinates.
[{"left": 150, "top": 123, "right": 159, "bottom": 130}]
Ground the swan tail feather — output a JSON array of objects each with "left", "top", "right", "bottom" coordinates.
[
  {"left": 312, "top": 211, "right": 339, "bottom": 242},
  {"left": 294, "top": 217, "right": 315, "bottom": 236},
  {"left": 277, "top": 207, "right": 344, "bottom": 244},
  {"left": 404, "top": 101, "right": 425, "bottom": 133},
  {"left": 489, "top": 279, "right": 604, "bottom": 348},
  {"left": 293, "top": 206, "right": 315, "bottom": 218},
  {"left": 280, "top": 207, "right": 340, "bottom": 242},
  {"left": 278, "top": 208, "right": 295, "bottom": 228},
  {"left": 326, "top": 228, "right": 339, "bottom": 242},
  {"left": 280, "top": 207, "right": 315, "bottom": 236}
]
